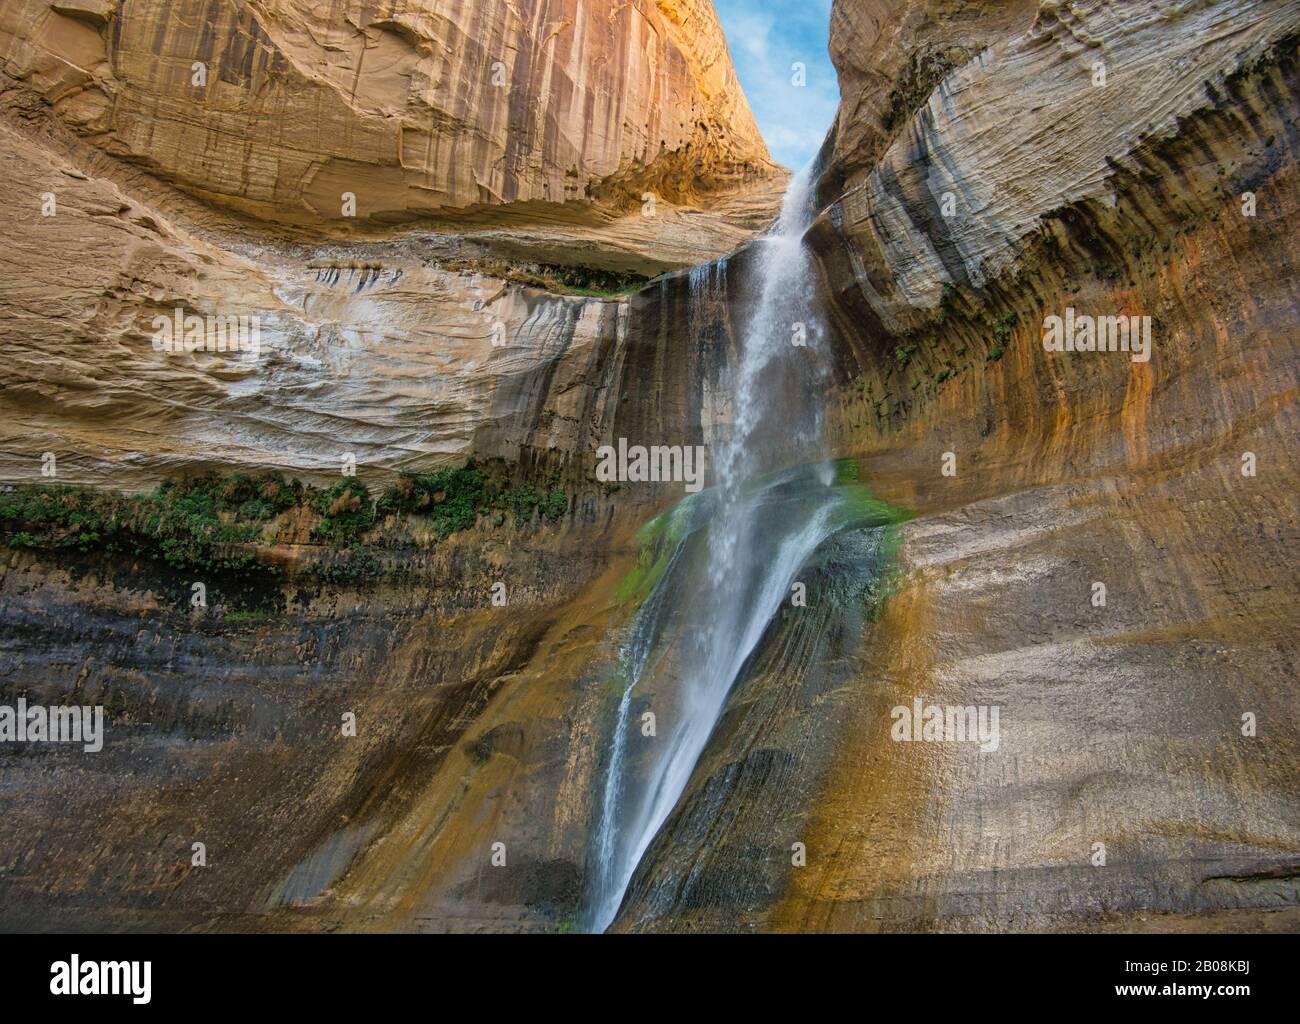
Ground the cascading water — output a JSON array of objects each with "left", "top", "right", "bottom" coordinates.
[{"left": 586, "top": 165, "right": 851, "bottom": 932}]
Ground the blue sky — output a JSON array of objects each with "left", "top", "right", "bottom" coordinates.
[{"left": 713, "top": 0, "right": 839, "bottom": 171}]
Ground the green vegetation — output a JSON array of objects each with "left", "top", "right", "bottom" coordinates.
[
  {"left": 223, "top": 608, "right": 271, "bottom": 625},
  {"left": 824, "top": 459, "right": 912, "bottom": 617},
  {"left": 616, "top": 542, "right": 672, "bottom": 608},
  {"left": 377, "top": 464, "right": 486, "bottom": 538},
  {"left": 612, "top": 462, "right": 911, "bottom": 615},
  {"left": 315, "top": 479, "right": 374, "bottom": 544},
  {"left": 832, "top": 457, "right": 862, "bottom": 485},
  {"left": 312, "top": 548, "right": 391, "bottom": 584},
  {"left": 992, "top": 311, "right": 1017, "bottom": 343},
  {"left": 499, "top": 483, "right": 569, "bottom": 526},
  {"left": 615, "top": 496, "right": 698, "bottom": 608},
  {"left": 374, "top": 463, "right": 570, "bottom": 532},
  {"left": 0, "top": 460, "right": 573, "bottom": 578},
  {"left": 0, "top": 473, "right": 295, "bottom": 574},
  {"left": 540, "top": 488, "right": 569, "bottom": 522},
  {"left": 831, "top": 483, "right": 912, "bottom": 534}
]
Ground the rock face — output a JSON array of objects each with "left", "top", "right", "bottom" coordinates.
[
  {"left": 0, "top": 0, "right": 776, "bottom": 225},
  {"left": 0, "top": 0, "right": 757, "bottom": 934},
  {"left": 0, "top": 529, "right": 617, "bottom": 931},
  {"left": 616, "top": 0, "right": 1300, "bottom": 932},
  {"left": 819, "top": 0, "right": 1300, "bottom": 329},
  {"left": 0, "top": 15, "right": 764, "bottom": 492},
  {"left": 815, "top": 0, "right": 1038, "bottom": 205},
  {"left": 2, "top": 0, "right": 1300, "bottom": 937}
]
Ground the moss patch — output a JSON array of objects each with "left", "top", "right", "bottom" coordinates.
[
  {"left": 1, "top": 460, "right": 573, "bottom": 580},
  {"left": 0, "top": 473, "right": 294, "bottom": 575}
]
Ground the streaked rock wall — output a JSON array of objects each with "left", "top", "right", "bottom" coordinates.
[
  {"left": 3, "top": 0, "right": 1298, "bottom": 936},
  {"left": 618, "top": 0, "right": 1300, "bottom": 932},
  {"left": 0, "top": 0, "right": 776, "bottom": 225}
]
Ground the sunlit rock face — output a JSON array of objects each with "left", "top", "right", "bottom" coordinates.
[
  {"left": 0, "top": 0, "right": 776, "bottom": 224},
  {"left": 0, "top": 0, "right": 771, "bottom": 491},
  {"left": 0, "top": 120, "right": 736, "bottom": 492},
  {"left": 815, "top": 0, "right": 1039, "bottom": 207}
]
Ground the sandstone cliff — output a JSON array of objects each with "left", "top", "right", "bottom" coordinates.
[
  {"left": 2, "top": 0, "right": 1299, "bottom": 937},
  {"left": 0, "top": 0, "right": 776, "bottom": 224},
  {"left": 616, "top": 0, "right": 1300, "bottom": 932},
  {"left": 0, "top": 0, "right": 787, "bottom": 329},
  {"left": 0, "top": 0, "right": 774, "bottom": 492},
  {"left": 0, "top": 0, "right": 766, "bottom": 934}
]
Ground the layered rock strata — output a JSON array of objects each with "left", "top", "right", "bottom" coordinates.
[{"left": 0, "top": 0, "right": 776, "bottom": 224}]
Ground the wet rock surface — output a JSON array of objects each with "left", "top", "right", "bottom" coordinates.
[{"left": 619, "top": 0, "right": 1300, "bottom": 932}]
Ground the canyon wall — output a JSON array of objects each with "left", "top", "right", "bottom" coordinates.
[
  {"left": 0, "top": 0, "right": 776, "bottom": 225},
  {"left": 616, "top": 0, "right": 1300, "bottom": 931},
  {"left": 0, "top": 0, "right": 755, "bottom": 932},
  {"left": 0, "top": 0, "right": 771, "bottom": 492}
]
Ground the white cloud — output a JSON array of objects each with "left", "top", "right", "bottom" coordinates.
[
  {"left": 714, "top": 0, "right": 839, "bottom": 169},
  {"left": 723, "top": 8, "right": 775, "bottom": 63}
]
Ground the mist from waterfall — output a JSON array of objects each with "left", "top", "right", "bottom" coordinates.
[{"left": 585, "top": 165, "right": 845, "bottom": 931}]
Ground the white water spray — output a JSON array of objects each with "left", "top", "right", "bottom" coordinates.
[{"left": 587, "top": 166, "right": 840, "bottom": 931}]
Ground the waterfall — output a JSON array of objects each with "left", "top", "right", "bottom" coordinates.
[{"left": 586, "top": 165, "right": 842, "bottom": 932}]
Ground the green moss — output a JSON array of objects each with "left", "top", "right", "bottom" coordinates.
[
  {"left": 0, "top": 476, "right": 278, "bottom": 574},
  {"left": 831, "top": 482, "right": 911, "bottom": 533},
  {"left": 315, "top": 479, "right": 374, "bottom": 544},
  {"left": 832, "top": 458, "right": 861, "bottom": 485},
  {"left": 0, "top": 459, "right": 573, "bottom": 578},
  {"left": 614, "top": 496, "right": 700, "bottom": 608},
  {"left": 377, "top": 464, "right": 487, "bottom": 538},
  {"left": 223, "top": 609, "right": 269, "bottom": 625},
  {"left": 615, "top": 543, "right": 672, "bottom": 607}
]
